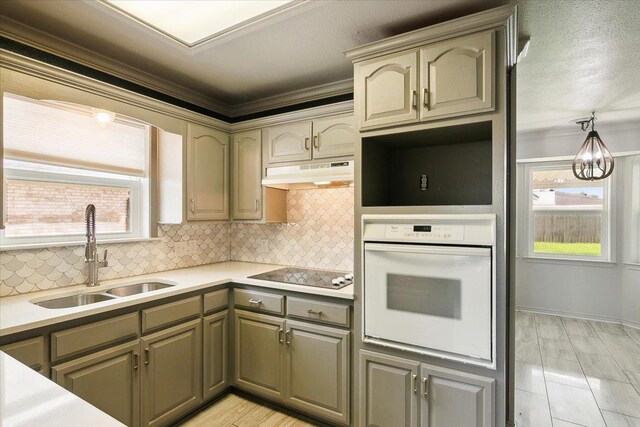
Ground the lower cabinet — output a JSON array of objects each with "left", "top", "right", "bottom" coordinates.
[
  {"left": 360, "top": 350, "right": 494, "bottom": 427},
  {"left": 142, "top": 319, "right": 203, "bottom": 427},
  {"left": 234, "top": 310, "right": 351, "bottom": 425},
  {"left": 203, "top": 309, "right": 228, "bottom": 400},
  {"left": 52, "top": 340, "right": 141, "bottom": 427}
]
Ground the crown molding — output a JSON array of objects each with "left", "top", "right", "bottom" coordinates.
[{"left": 344, "top": 3, "right": 516, "bottom": 63}]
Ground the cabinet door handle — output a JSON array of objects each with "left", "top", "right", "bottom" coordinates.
[
  {"left": 189, "top": 198, "right": 195, "bottom": 213},
  {"left": 307, "top": 308, "right": 323, "bottom": 315},
  {"left": 248, "top": 298, "right": 262, "bottom": 305},
  {"left": 255, "top": 199, "right": 260, "bottom": 211},
  {"left": 423, "top": 88, "right": 429, "bottom": 109},
  {"left": 412, "top": 374, "right": 417, "bottom": 393},
  {"left": 423, "top": 377, "right": 429, "bottom": 398},
  {"left": 304, "top": 137, "right": 310, "bottom": 150},
  {"left": 285, "top": 329, "right": 291, "bottom": 346},
  {"left": 412, "top": 90, "right": 417, "bottom": 110},
  {"left": 313, "top": 135, "right": 319, "bottom": 150},
  {"left": 144, "top": 348, "right": 150, "bottom": 366},
  {"left": 133, "top": 352, "right": 139, "bottom": 371},
  {"left": 278, "top": 328, "right": 284, "bottom": 344}
]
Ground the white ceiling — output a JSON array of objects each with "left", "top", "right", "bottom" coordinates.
[{"left": 1, "top": 0, "right": 639, "bottom": 132}]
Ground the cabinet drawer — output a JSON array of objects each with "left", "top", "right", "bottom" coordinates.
[
  {"left": 142, "top": 296, "right": 201, "bottom": 334},
  {"left": 204, "top": 289, "right": 228, "bottom": 315},
  {"left": 234, "top": 289, "right": 284, "bottom": 315},
  {"left": 51, "top": 313, "right": 138, "bottom": 363},
  {"left": 287, "top": 297, "right": 350, "bottom": 327},
  {"left": 1, "top": 336, "right": 45, "bottom": 371}
]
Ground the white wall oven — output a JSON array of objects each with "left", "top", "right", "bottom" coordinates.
[{"left": 362, "top": 214, "right": 496, "bottom": 368}]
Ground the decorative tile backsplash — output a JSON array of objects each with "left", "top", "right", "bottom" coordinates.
[
  {"left": 0, "top": 187, "right": 354, "bottom": 297},
  {"left": 231, "top": 187, "right": 354, "bottom": 272}
]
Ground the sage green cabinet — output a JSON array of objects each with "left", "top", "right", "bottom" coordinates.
[
  {"left": 186, "top": 123, "right": 229, "bottom": 220},
  {"left": 1, "top": 336, "right": 45, "bottom": 374},
  {"left": 265, "top": 121, "right": 312, "bottom": 164},
  {"left": 234, "top": 310, "right": 285, "bottom": 400},
  {"left": 52, "top": 340, "right": 141, "bottom": 427},
  {"left": 232, "top": 130, "right": 262, "bottom": 220},
  {"left": 284, "top": 320, "right": 350, "bottom": 424},
  {"left": 420, "top": 31, "right": 494, "bottom": 120},
  {"left": 203, "top": 310, "right": 228, "bottom": 401},
  {"left": 360, "top": 350, "right": 419, "bottom": 427},
  {"left": 312, "top": 114, "right": 356, "bottom": 159},
  {"left": 142, "top": 319, "right": 202, "bottom": 427}
]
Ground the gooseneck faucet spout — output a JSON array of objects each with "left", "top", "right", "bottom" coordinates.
[{"left": 84, "top": 204, "right": 108, "bottom": 286}]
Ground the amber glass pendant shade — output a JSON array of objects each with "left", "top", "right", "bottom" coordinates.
[{"left": 572, "top": 130, "right": 615, "bottom": 181}]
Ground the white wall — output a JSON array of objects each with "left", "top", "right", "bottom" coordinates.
[{"left": 516, "top": 121, "right": 640, "bottom": 325}]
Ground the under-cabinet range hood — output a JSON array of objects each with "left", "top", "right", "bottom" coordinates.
[{"left": 262, "top": 160, "right": 354, "bottom": 190}]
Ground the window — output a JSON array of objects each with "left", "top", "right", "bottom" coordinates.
[
  {"left": 1, "top": 93, "right": 150, "bottom": 247},
  {"left": 524, "top": 161, "right": 612, "bottom": 261}
]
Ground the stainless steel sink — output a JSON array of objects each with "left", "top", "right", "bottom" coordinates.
[
  {"left": 35, "top": 293, "right": 117, "bottom": 309},
  {"left": 106, "top": 282, "right": 174, "bottom": 297}
]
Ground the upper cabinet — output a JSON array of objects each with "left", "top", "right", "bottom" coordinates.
[
  {"left": 355, "top": 50, "right": 419, "bottom": 130},
  {"left": 186, "top": 123, "right": 229, "bottom": 221},
  {"left": 265, "top": 115, "right": 355, "bottom": 165},
  {"left": 352, "top": 30, "right": 495, "bottom": 131},
  {"left": 232, "top": 130, "right": 262, "bottom": 220},
  {"left": 420, "top": 31, "right": 494, "bottom": 120}
]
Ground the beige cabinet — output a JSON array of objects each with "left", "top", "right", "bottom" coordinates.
[
  {"left": 355, "top": 50, "right": 419, "bottom": 129},
  {"left": 186, "top": 123, "right": 229, "bottom": 220},
  {"left": 265, "top": 121, "right": 312, "bottom": 164},
  {"left": 420, "top": 31, "right": 494, "bottom": 120},
  {"left": 360, "top": 350, "right": 419, "bottom": 427},
  {"left": 52, "top": 340, "right": 141, "bottom": 427},
  {"left": 312, "top": 114, "right": 356, "bottom": 159},
  {"left": 284, "top": 320, "right": 350, "bottom": 424},
  {"left": 420, "top": 364, "right": 494, "bottom": 427},
  {"left": 232, "top": 129, "right": 262, "bottom": 220},
  {"left": 203, "top": 310, "right": 228, "bottom": 401},
  {"left": 234, "top": 310, "right": 285, "bottom": 400},
  {"left": 1, "top": 336, "right": 45, "bottom": 374},
  {"left": 142, "top": 319, "right": 202, "bottom": 427}
]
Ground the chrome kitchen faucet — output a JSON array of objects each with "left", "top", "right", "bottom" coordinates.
[{"left": 84, "top": 204, "right": 108, "bottom": 286}]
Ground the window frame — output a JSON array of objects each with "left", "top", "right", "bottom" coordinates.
[
  {"left": 0, "top": 166, "right": 144, "bottom": 247},
  {"left": 626, "top": 155, "right": 640, "bottom": 264},
  {"left": 523, "top": 160, "right": 614, "bottom": 262}
]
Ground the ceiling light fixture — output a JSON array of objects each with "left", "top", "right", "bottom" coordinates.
[
  {"left": 572, "top": 112, "right": 614, "bottom": 181},
  {"left": 92, "top": 108, "right": 116, "bottom": 127}
]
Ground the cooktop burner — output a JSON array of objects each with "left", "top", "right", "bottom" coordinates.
[{"left": 249, "top": 267, "right": 353, "bottom": 289}]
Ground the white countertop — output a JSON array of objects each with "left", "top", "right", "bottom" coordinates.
[
  {"left": 0, "top": 351, "right": 125, "bottom": 427},
  {"left": 0, "top": 261, "right": 354, "bottom": 337}
]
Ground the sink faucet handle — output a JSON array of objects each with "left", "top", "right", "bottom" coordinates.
[
  {"left": 101, "top": 249, "right": 109, "bottom": 267},
  {"left": 103, "top": 248, "right": 108, "bottom": 261}
]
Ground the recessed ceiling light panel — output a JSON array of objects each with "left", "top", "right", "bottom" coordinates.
[{"left": 105, "top": 0, "right": 296, "bottom": 46}]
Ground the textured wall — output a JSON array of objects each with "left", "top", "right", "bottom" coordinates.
[
  {"left": 0, "top": 187, "right": 355, "bottom": 297},
  {"left": 231, "top": 187, "right": 354, "bottom": 272}
]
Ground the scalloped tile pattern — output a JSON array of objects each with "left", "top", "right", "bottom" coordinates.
[
  {"left": 231, "top": 187, "right": 354, "bottom": 272},
  {"left": 0, "top": 223, "right": 230, "bottom": 297}
]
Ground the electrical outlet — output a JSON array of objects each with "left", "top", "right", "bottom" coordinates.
[{"left": 257, "top": 238, "right": 269, "bottom": 254}]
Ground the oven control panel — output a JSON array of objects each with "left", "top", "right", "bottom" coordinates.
[{"left": 384, "top": 224, "right": 465, "bottom": 241}]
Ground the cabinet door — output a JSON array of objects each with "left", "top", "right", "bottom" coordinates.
[
  {"left": 234, "top": 310, "right": 285, "bottom": 400},
  {"left": 420, "top": 364, "right": 494, "bottom": 427},
  {"left": 142, "top": 319, "right": 202, "bottom": 427},
  {"left": 355, "top": 50, "right": 418, "bottom": 130},
  {"left": 284, "top": 320, "right": 350, "bottom": 424},
  {"left": 420, "top": 31, "right": 494, "bottom": 120},
  {"left": 265, "top": 121, "right": 312, "bottom": 164},
  {"left": 186, "top": 123, "right": 229, "bottom": 220},
  {"left": 232, "top": 130, "right": 262, "bottom": 220},
  {"left": 312, "top": 114, "right": 356, "bottom": 159},
  {"left": 360, "top": 350, "right": 419, "bottom": 427},
  {"left": 52, "top": 340, "right": 140, "bottom": 427},
  {"left": 203, "top": 310, "right": 228, "bottom": 401}
]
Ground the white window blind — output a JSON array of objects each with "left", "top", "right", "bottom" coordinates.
[{"left": 2, "top": 94, "right": 147, "bottom": 176}]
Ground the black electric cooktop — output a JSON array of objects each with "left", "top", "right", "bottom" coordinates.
[{"left": 249, "top": 267, "right": 353, "bottom": 289}]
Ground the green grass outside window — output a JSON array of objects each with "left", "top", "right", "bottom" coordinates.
[{"left": 533, "top": 242, "right": 601, "bottom": 257}]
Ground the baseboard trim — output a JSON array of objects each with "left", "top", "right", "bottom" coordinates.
[{"left": 516, "top": 305, "right": 640, "bottom": 329}]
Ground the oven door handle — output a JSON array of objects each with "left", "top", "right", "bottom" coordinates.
[{"left": 364, "top": 243, "right": 491, "bottom": 257}]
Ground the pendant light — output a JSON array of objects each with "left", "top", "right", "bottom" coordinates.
[{"left": 572, "top": 112, "right": 614, "bottom": 181}]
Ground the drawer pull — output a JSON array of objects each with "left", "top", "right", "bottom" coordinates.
[
  {"left": 307, "top": 309, "right": 323, "bottom": 315},
  {"left": 248, "top": 298, "right": 262, "bottom": 305}
]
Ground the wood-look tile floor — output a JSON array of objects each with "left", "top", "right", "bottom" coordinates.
[
  {"left": 177, "top": 393, "right": 325, "bottom": 427},
  {"left": 515, "top": 311, "right": 640, "bottom": 427}
]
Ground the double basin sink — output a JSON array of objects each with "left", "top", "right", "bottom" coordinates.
[{"left": 34, "top": 282, "right": 174, "bottom": 309}]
